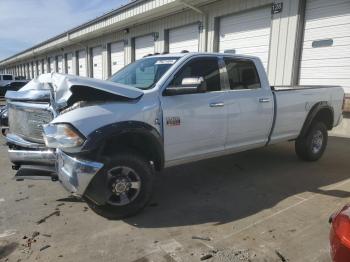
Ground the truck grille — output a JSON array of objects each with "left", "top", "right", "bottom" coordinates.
[{"left": 8, "top": 103, "right": 53, "bottom": 143}]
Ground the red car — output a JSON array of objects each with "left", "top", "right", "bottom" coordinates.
[{"left": 330, "top": 204, "right": 350, "bottom": 262}]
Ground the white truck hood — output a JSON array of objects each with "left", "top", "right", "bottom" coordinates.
[{"left": 6, "top": 73, "right": 144, "bottom": 107}]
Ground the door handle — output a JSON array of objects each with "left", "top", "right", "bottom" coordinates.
[
  {"left": 259, "top": 98, "right": 271, "bottom": 103},
  {"left": 209, "top": 102, "right": 225, "bottom": 107}
]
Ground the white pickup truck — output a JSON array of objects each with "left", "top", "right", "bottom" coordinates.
[{"left": 5, "top": 53, "right": 344, "bottom": 218}]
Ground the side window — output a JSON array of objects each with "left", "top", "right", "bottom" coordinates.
[
  {"left": 171, "top": 57, "right": 221, "bottom": 92},
  {"left": 224, "top": 58, "right": 261, "bottom": 90}
]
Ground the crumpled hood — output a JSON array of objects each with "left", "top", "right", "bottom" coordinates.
[{"left": 5, "top": 73, "right": 144, "bottom": 107}]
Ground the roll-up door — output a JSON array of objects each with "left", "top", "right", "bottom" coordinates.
[
  {"left": 169, "top": 24, "right": 199, "bottom": 53},
  {"left": 299, "top": 0, "right": 350, "bottom": 94},
  {"left": 91, "top": 46, "right": 103, "bottom": 79},
  {"left": 110, "top": 42, "right": 124, "bottom": 75},
  {"left": 134, "top": 35, "right": 155, "bottom": 60},
  {"left": 57, "top": 56, "right": 63, "bottom": 73},
  {"left": 49, "top": 57, "right": 55, "bottom": 73},
  {"left": 219, "top": 7, "right": 272, "bottom": 70},
  {"left": 66, "top": 53, "right": 73, "bottom": 75},
  {"left": 78, "top": 50, "right": 87, "bottom": 77}
]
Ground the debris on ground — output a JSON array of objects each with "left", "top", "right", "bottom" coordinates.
[
  {"left": 200, "top": 254, "right": 213, "bottom": 260},
  {"left": 42, "top": 234, "right": 51, "bottom": 238},
  {"left": 56, "top": 203, "right": 65, "bottom": 207},
  {"left": 275, "top": 250, "right": 287, "bottom": 262},
  {"left": 83, "top": 207, "right": 89, "bottom": 212},
  {"left": 15, "top": 196, "right": 29, "bottom": 202},
  {"left": 40, "top": 245, "right": 51, "bottom": 251},
  {"left": 192, "top": 236, "right": 212, "bottom": 241},
  {"left": 36, "top": 211, "right": 60, "bottom": 224}
]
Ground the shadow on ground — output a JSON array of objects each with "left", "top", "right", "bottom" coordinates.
[{"left": 125, "top": 136, "right": 350, "bottom": 228}]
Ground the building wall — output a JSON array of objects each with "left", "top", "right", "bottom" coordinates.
[{"left": 0, "top": 0, "right": 333, "bottom": 89}]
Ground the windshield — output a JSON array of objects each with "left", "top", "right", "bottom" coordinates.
[{"left": 109, "top": 57, "right": 179, "bottom": 90}]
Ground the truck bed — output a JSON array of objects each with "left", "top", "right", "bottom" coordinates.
[{"left": 269, "top": 85, "right": 344, "bottom": 145}]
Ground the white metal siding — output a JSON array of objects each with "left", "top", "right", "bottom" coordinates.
[
  {"left": 169, "top": 24, "right": 199, "bottom": 53},
  {"left": 78, "top": 50, "right": 87, "bottom": 77},
  {"left": 33, "top": 62, "right": 37, "bottom": 78},
  {"left": 92, "top": 46, "right": 103, "bottom": 79},
  {"left": 135, "top": 35, "right": 155, "bottom": 60},
  {"left": 299, "top": 0, "right": 350, "bottom": 94},
  {"left": 110, "top": 42, "right": 124, "bottom": 75},
  {"left": 66, "top": 53, "right": 73, "bottom": 74},
  {"left": 219, "top": 7, "right": 272, "bottom": 70}
]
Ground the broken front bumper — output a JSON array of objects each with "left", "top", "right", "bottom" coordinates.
[{"left": 57, "top": 150, "right": 103, "bottom": 196}]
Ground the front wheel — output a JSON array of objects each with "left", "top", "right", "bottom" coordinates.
[
  {"left": 85, "top": 152, "right": 155, "bottom": 219},
  {"left": 295, "top": 122, "right": 328, "bottom": 161}
]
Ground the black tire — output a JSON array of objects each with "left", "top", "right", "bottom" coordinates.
[
  {"left": 85, "top": 152, "right": 154, "bottom": 219},
  {"left": 295, "top": 122, "right": 328, "bottom": 161}
]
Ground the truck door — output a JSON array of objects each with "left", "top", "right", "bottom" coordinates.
[
  {"left": 161, "top": 57, "right": 227, "bottom": 163},
  {"left": 223, "top": 58, "right": 273, "bottom": 150}
]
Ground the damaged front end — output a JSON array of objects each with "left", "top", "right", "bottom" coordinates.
[{"left": 4, "top": 73, "right": 143, "bottom": 180}]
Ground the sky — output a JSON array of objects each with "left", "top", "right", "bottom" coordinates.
[{"left": 0, "top": 0, "right": 129, "bottom": 60}]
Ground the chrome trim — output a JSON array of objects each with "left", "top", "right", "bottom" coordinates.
[
  {"left": 5, "top": 90, "right": 51, "bottom": 101},
  {"left": 6, "top": 133, "right": 46, "bottom": 149},
  {"left": 57, "top": 150, "right": 103, "bottom": 196},
  {"left": 8, "top": 149, "right": 56, "bottom": 165}
]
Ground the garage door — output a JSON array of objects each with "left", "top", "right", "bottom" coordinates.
[
  {"left": 169, "top": 24, "right": 199, "bottom": 53},
  {"left": 134, "top": 35, "right": 155, "bottom": 60},
  {"left": 78, "top": 50, "right": 87, "bottom": 77},
  {"left": 110, "top": 42, "right": 124, "bottom": 75},
  {"left": 57, "top": 56, "right": 63, "bottom": 73},
  {"left": 219, "top": 7, "right": 272, "bottom": 70},
  {"left": 38, "top": 60, "right": 42, "bottom": 76},
  {"left": 33, "top": 62, "right": 37, "bottom": 78},
  {"left": 66, "top": 53, "right": 73, "bottom": 75},
  {"left": 49, "top": 57, "right": 55, "bottom": 73},
  {"left": 299, "top": 0, "right": 350, "bottom": 94},
  {"left": 92, "top": 46, "right": 103, "bottom": 79}
]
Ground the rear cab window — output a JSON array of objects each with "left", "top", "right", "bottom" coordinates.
[{"left": 223, "top": 58, "right": 261, "bottom": 90}]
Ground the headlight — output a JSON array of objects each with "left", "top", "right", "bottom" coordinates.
[{"left": 43, "top": 123, "right": 85, "bottom": 148}]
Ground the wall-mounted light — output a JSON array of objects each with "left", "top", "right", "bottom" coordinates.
[
  {"left": 123, "top": 28, "right": 129, "bottom": 34},
  {"left": 198, "top": 22, "right": 204, "bottom": 32}
]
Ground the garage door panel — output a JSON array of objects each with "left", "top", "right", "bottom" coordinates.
[
  {"left": 301, "top": 45, "right": 350, "bottom": 60},
  {"left": 306, "top": 1, "right": 350, "bottom": 19},
  {"left": 305, "top": 13, "right": 350, "bottom": 29},
  {"left": 301, "top": 57, "right": 350, "bottom": 67},
  {"left": 219, "top": 7, "right": 271, "bottom": 71},
  {"left": 92, "top": 46, "right": 103, "bottom": 79},
  {"left": 169, "top": 24, "right": 199, "bottom": 53},
  {"left": 66, "top": 53, "right": 73, "bottom": 75},
  {"left": 303, "top": 23, "right": 350, "bottom": 41},
  {"left": 78, "top": 50, "right": 87, "bottom": 77},
  {"left": 220, "top": 8, "right": 271, "bottom": 26},
  {"left": 299, "top": 0, "right": 350, "bottom": 93},
  {"left": 135, "top": 35, "right": 154, "bottom": 60},
  {"left": 110, "top": 42, "right": 124, "bottom": 74}
]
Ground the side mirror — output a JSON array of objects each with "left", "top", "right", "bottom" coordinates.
[{"left": 164, "top": 77, "right": 206, "bottom": 96}]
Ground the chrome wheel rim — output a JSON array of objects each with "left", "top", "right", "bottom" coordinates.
[
  {"left": 107, "top": 166, "right": 141, "bottom": 206},
  {"left": 311, "top": 130, "right": 323, "bottom": 154}
]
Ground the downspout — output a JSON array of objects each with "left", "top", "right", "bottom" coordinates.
[{"left": 178, "top": 0, "right": 208, "bottom": 52}]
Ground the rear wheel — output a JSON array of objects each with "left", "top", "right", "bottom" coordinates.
[
  {"left": 86, "top": 152, "right": 155, "bottom": 219},
  {"left": 295, "top": 122, "right": 328, "bottom": 161}
]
